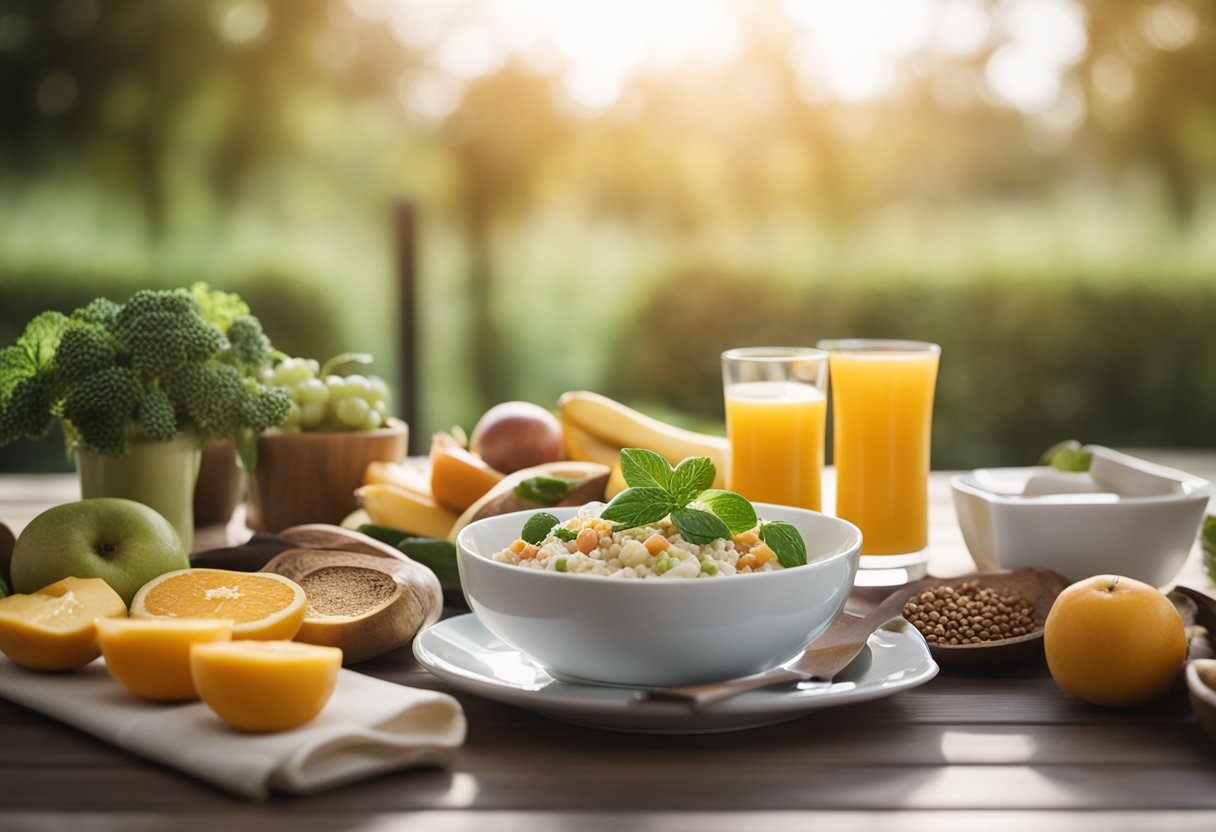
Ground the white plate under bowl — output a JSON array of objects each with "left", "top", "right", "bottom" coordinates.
[{"left": 413, "top": 614, "right": 939, "bottom": 734}]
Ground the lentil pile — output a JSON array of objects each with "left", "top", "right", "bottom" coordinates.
[{"left": 902, "top": 580, "right": 1036, "bottom": 645}]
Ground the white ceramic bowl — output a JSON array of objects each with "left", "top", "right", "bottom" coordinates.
[
  {"left": 951, "top": 446, "right": 1210, "bottom": 587},
  {"left": 455, "top": 504, "right": 861, "bottom": 687}
]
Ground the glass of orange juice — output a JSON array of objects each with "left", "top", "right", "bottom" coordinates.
[
  {"left": 819, "top": 339, "right": 940, "bottom": 586},
  {"left": 721, "top": 347, "right": 829, "bottom": 511}
]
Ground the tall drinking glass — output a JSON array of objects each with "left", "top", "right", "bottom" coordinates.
[
  {"left": 721, "top": 347, "right": 829, "bottom": 511},
  {"left": 819, "top": 340, "right": 940, "bottom": 585}
]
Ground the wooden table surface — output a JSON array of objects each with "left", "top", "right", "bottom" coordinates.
[{"left": 2, "top": 461, "right": 1216, "bottom": 832}]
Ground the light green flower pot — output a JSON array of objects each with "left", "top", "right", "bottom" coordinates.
[{"left": 76, "top": 433, "right": 202, "bottom": 553}]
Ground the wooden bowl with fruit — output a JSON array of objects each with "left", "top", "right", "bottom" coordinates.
[{"left": 247, "top": 354, "right": 407, "bottom": 534}]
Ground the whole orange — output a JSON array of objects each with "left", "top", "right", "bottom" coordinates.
[{"left": 1044, "top": 574, "right": 1186, "bottom": 708}]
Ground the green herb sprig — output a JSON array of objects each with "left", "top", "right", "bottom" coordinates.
[{"left": 601, "top": 448, "right": 808, "bottom": 568}]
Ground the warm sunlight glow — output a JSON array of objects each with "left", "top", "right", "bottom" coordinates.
[{"left": 366, "top": 0, "right": 1093, "bottom": 120}]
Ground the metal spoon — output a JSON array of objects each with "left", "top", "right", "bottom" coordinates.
[{"left": 639, "top": 587, "right": 911, "bottom": 709}]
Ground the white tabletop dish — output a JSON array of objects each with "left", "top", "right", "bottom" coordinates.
[
  {"left": 951, "top": 446, "right": 1210, "bottom": 586},
  {"left": 414, "top": 613, "right": 938, "bottom": 734},
  {"left": 455, "top": 503, "right": 861, "bottom": 687}
]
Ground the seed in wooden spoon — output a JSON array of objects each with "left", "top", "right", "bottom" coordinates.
[{"left": 902, "top": 581, "right": 1035, "bottom": 645}]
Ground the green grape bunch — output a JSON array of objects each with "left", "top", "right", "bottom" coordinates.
[{"left": 266, "top": 352, "right": 392, "bottom": 433}]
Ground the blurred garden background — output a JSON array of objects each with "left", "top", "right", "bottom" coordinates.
[{"left": 1, "top": 0, "right": 1213, "bottom": 471}]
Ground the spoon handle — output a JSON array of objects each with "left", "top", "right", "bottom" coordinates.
[
  {"left": 642, "top": 589, "right": 912, "bottom": 709},
  {"left": 641, "top": 666, "right": 806, "bottom": 709}
]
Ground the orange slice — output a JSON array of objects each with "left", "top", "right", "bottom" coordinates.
[
  {"left": 129, "top": 568, "right": 306, "bottom": 641},
  {"left": 96, "top": 617, "right": 232, "bottom": 702},
  {"left": 190, "top": 640, "right": 343, "bottom": 733},
  {"left": 0, "top": 577, "right": 127, "bottom": 672}
]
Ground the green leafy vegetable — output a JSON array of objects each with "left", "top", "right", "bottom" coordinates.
[
  {"left": 514, "top": 476, "right": 575, "bottom": 505},
  {"left": 521, "top": 511, "right": 561, "bottom": 545},
  {"left": 760, "top": 521, "right": 808, "bottom": 568},
  {"left": 601, "top": 487, "right": 678, "bottom": 529},
  {"left": 697, "top": 490, "right": 758, "bottom": 534},
  {"left": 671, "top": 507, "right": 732, "bottom": 544},
  {"left": 0, "top": 287, "right": 289, "bottom": 457},
  {"left": 619, "top": 448, "right": 672, "bottom": 490},
  {"left": 553, "top": 527, "right": 578, "bottom": 542}
]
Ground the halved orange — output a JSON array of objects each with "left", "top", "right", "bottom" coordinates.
[
  {"left": 129, "top": 568, "right": 306, "bottom": 641},
  {"left": 97, "top": 617, "right": 232, "bottom": 701},
  {"left": 191, "top": 640, "right": 343, "bottom": 733}
]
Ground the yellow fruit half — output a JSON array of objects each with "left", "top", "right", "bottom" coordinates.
[
  {"left": 130, "top": 568, "right": 306, "bottom": 641},
  {"left": 0, "top": 577, "right": 127, "bottom": 672},
  {"left": 96, "top": 617, "right": 232, "bottom": 702},
  {"left": 190, "top": 640, "right": 343, "bottom": 733},
  {"left": 1044, "top": 574, "right": 1187, "bottom": 708}
]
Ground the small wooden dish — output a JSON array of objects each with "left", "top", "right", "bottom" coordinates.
[
  {"left": 885, "top": 568, "right": 1069, "bottom": 668},
  {"left": 247, "top": 419, "right": 408, "bottom": 534}
]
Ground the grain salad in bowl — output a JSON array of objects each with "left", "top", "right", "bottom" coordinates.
[
  {"left": 492, "top": 448, "right": 810, "bottom": 579},
  {"left": 455, "top": 449, "right": 862, "bottom": 686},
  {"left": 493, "top": 506, "right": 785, "bottom": 578}
]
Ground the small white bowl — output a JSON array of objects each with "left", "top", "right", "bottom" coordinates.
[
  {"left": 455, "top": 504, "right": 861, "bottom": 687},
  {"left": 951, "top": 446, "right": 1210, "bottom": 587}
]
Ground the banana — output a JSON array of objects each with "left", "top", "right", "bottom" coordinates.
[
  {"left": 355, "top": 483, "right": 459, "bottom": 539},
  {"left": 557, "top": 391, "right": 727, "bottom": 488},
  {"left": 560, "top": 415, "right": 623, "bottom": 468}
]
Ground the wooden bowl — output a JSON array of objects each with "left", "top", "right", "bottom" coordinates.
[
  {"left": 886, "top": 568, "right": 1069, "bottom": 668},
  {"left": 247, "top": 420, "right": 407, "bottom": 534}
]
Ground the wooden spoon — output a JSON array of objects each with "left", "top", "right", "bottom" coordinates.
[{"left": 884, "top": 568, "right": 1069, "bottom": 668}]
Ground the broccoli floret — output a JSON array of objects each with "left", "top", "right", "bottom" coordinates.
[
  {"left": 0, "top": 287, "right": 286, "bottom": 456},
  {"left": 138, "top": 385, "right": 178, "bottom": 441},
  {"left": 112, "top": 289, "right": 225, "bottom": 378},
  {"left": 224, "top": 315, "right": 274, "bottom": 375},
  {"left": 165, "top": 361, "right": 291, "bottom": 444},
  {"left": 0, "top": 375, "right": 59, "bottom": 445},
  {"left": 61, "top": 367, "right": 142, "bottom": 457},
  {"left": 72, "top": 298, "right": 121, "bottom": 328},
  {"left": 54, "top": 320, "right": 119, "bottom": 384}
]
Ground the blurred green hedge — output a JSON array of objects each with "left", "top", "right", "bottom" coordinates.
[
  {"left": 605, "top": 271, "right": 1216, "bottom": 469},
  {"left": 0, "top": 267, "right": 345, "bottom": 472}
]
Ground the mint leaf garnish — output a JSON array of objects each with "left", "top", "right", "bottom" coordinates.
[
  {"left": 670, "top": 456, "right": 716, "bottom": 506},
  {"left": 553, "top": 527, "right": 578, "bottom": 542},
  {"left": 515, "top": 476, "right": 575, "bottom": 505},
  {"left": 671, "top": 507, "right": 732, "bottom": 545},
  {"left": 760, "top": 521, "right": 808, "bottom": 568},
  {"left": 601, "top": 487, "right": 677, "bottom": 530},
  {"left": 520, "top": 512, "right": 560, "bottom": 545},
  {"left": 697, "top": 490, "right": 757, "bottom": 534},
  {"left": 620, "top": 448, "right": 672, "bottom": 490}
]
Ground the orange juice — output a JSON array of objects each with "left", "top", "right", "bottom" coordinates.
[
  {"left": 830, "top": 349, "right": 939, "bottom": 556},
  {"left": 725, "top": 381, "right": 826, "bottom": 510}
]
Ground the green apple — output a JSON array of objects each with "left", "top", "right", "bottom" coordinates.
[{"left": 11, "top": 498, "right": 189, "bottom": 606}]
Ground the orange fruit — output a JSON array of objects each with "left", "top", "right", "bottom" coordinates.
[
  {"left": 1044, "top": 574, "right": 1187, "bottom": 707},
  {"left": 0, "top": 577, "right": 127, "bottom": 672},
  {"left": 190, "top": 640, "right": 343, "bottom": 733},
  {"left": 96, "top": 617, "right": 232, "bottom": 701},
  {"left": 129, "top": 568, "right": 306, "bottom": 641}
]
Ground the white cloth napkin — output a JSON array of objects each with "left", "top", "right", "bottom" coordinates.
[{"left": 0, "top": 657, "right": 466, "bottom": 800}]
